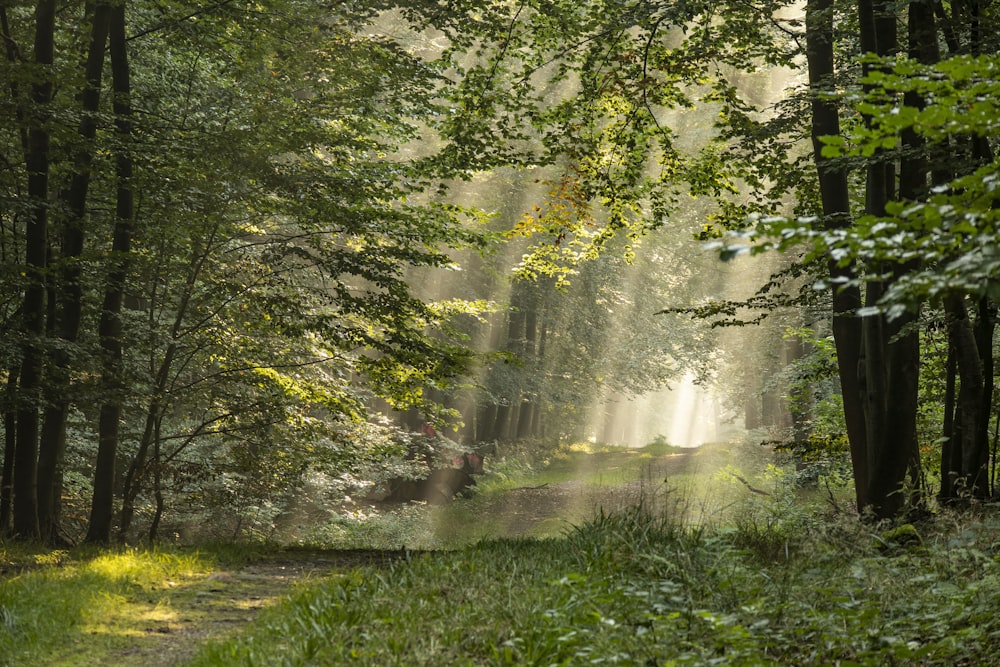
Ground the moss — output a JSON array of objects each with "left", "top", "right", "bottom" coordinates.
[{"left": 876, "top": 523, "right": 924, "bottom": 552}]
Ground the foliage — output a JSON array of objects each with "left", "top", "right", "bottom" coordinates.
[
  {"left": 426, "top": 0, "right": 804, "bottom": 276},
  {"left": 739, "top": 53, "right": 1000, "bottom": 318},
  {"left": 766, "top": 326, "right": 852, "bottom": 484},
  {"left": 0, "top": 0, "right": 499, "bottom": 541},
  {"left": 2, "top": 0, "right": 992, "bottom": 542}
]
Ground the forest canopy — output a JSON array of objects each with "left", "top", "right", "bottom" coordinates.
[{"left": 1, "top": 0, "right": 999, "bottom": 544}]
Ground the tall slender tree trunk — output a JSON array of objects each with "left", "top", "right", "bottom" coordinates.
[
  {"left": 863, "top": 0, "right": 940, "bottom": 517},
  {"left": 531, "top": 323, "right": 547, "bottom": 438},
  {"left": 516, "top": 303, "right": 539, "bottom": 439},
  {"left": 1, "top": 4, "right": 26, "bottom": 537},
  {"left": 940, "top": 336, "right": 959, "bottom": 499},
  {"left": 1, "top": 369, "right": 19, "bottom": 535},
  {"left": 806, "top": 0, "right": 869, "bottom": 511},
  {"left": 87, "top": 2, "right": 132, "bottom": 544},
  {"left": 856, "top": 0, "right": 897, "bottom": 505},
  {"left": 941, "top": 294, "right": 987, "bottom": 499},
  {"left": 973, "top": 299, "right": 994, "bottom": 496},
  {"left": 13, "top": 0, "right": 57, "bottom": 540},
  {"left": 37, "top": 1, "right": 112, "bottom": 543}
]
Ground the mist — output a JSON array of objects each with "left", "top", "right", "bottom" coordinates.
[{"left": 295, "top": 6, "right": 814, "bottom": 548}]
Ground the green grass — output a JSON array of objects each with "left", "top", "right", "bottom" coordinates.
[
  {"left": 483, "top": 439, "right": 690, "bottom": 489},
  {"left": 295, "top": 439, "right": 832, "bottom": 549},
  {"left": 189, "top": 501, "right": 1000, "bottom": 666},
  {"left": 8, "top": 444, "right": 1000, "bottom": 666},
  {"left": 0, "top": 543, "right": 263, "bottom": 666}
]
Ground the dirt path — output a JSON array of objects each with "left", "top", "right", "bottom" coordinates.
[
  {"left": 104, "top": 550, "right": 410, "bottom": 667},
  {"left": 470, "top": 450, "right": 699, "bottom": 537},
  {"left": 103, "top": 450, "right": 702, "bottom": 665}
]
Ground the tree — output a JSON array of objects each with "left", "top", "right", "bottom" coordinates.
[
  {"left": 408, "top": 1, "right": 804, "bottom": 445},
  {"left": 88, "top": 0, "right": 133, "bottom": 544},
  {"left": 764, "top": 2, "right": 1000, "bottom": 515},
  {"left": 12, "top": 0, "right": 57, "bottom": 540},
  {"left": 426, "top": 0, "right": 1000, "bottom": 519},
  {"left": 0, "top": 1, "right": 494, "bottom": 543}
]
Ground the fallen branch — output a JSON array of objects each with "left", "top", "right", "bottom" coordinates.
[{"left": 729, "top": 472, "right": 771, "bottom": 497}]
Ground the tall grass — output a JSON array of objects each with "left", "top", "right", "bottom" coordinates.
[{"left": 191, "top": 493, "right": 1000, "bottom": 666}]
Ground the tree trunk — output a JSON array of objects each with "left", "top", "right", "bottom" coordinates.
[
  {"left": 785, "top": 334, "right": 810, "bottom": 443},
  {"left": 13, "top": 0, "right": 58, "bottom": 540},
  {"left": 973, "top": 299, "right": 994, "bottom": 496},
  {"left": 475, "top": 401, "right": 497, "bottom": 442},
  {"left": 806, "top": 0, "right": 869, "bottom": 511},
  {"left": 87, "top": 3, "right": 132, "bottom": 544},
  {"left": 941, "top": 294, "right": 989, "bottom": 500},
  {"left": 516, "top": 399, "right": 534, "bottom": 439},
  {"left": 148, "top": 417, "right": 164, "bottom": 543},
  {"left": 940, "top": 337, "right": 958, "bottom": 499},
  {"left": 867, "top": 311, "right": 921, "bottom": 517},
  {"left": 118, "top": 392, "right": 166, "bottom": 538},
  {"left": 1, "top": 368, "right": 19, "bottom": 535},
  {"left": 518, "top": 301, "right": 539, "bottom": 439},
  {"left": 119, "top": 221, "right": 219, "bottom": 537},
  {"left": 37, "top": 0, "right": 112, "bottom": 543},
  {"left": 862, "top": 0, "right": 940, "bottom": 518},
  {"left": 855, "top": 0, "right": 895, "bottom": 487}
]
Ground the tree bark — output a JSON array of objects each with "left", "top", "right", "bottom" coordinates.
[
  {"left": 973, "top": 299, "right": 994, "bottom": 496},
  {"left": 1, "top": 368, "right": 19, "bottom": 535},
  {"left": 37, "top": 0, "right": 112, "bottom": 543},
  {"left": 940, "top": 336, "right": 958, "bottom": 499},
  {"left": 855, "top": 0, "right": 895, "bottom": 487},
  {"left": 13, "top": 0, "right": 57, "bottom": 540},
  {"left": 806, "top": 0, "right": 869, "bottom": 511},
  {"left": 941, "top": 294, "right": 987, "bottom": 499},
  {"left": 87, "top": 2, "right": 132, "bottom": 544}
]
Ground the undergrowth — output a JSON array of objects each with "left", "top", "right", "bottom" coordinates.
[
  {"left": 191, "top": 500, "right": 1000, "bottom": 666},
  {"left": 6, "top": 447, "right": 1000, "bottom": 666}
]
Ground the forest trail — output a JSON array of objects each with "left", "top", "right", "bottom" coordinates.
[
  {"left": 466, "top": 449, "right": 700, "bottom": 537},
  {"left": 98, "top": 449, "right": 702, "bottom": 666},
  {"left": 84, "top": 550, "right": 408, "bottom": 667}
]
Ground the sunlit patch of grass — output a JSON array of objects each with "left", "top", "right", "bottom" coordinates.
[
  {"left": 638, "top": 437, "right": 689, "bottom": 456},
  {"left": 84, "top": 549, "right": 206, "bottom": 586},
  {"left": 32, "top": 550, "right": 70, "bottom": 567},
  {"left": 134, "top": 602, "right": 181, "bottom": 625},
  {"left": 0, "top": 546, "right": 217, "bottom": 666}
]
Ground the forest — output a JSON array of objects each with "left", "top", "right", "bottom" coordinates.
[{"left": 2, "top": 0, "right": 1000, "bottom": 664}]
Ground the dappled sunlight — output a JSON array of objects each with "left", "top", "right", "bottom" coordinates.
[
  {"left": 422, "top": 440, "right": 770, "bottom": 543},
  {"left": 81, "top": 599, "right": 181, "bottom": 638}
]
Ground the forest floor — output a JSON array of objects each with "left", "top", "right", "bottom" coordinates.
[
  {"left": 79, "top": 549, "right": 405, "bottom": 667},
  {"left": 5, "top": 445, "right": 740, "bottom": 666},
  {"left": 14, "top": 444, "right": 998, "bottom": 666},
  {"left": 91, "top": 448, "right": 708, "bottom": 666}
]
